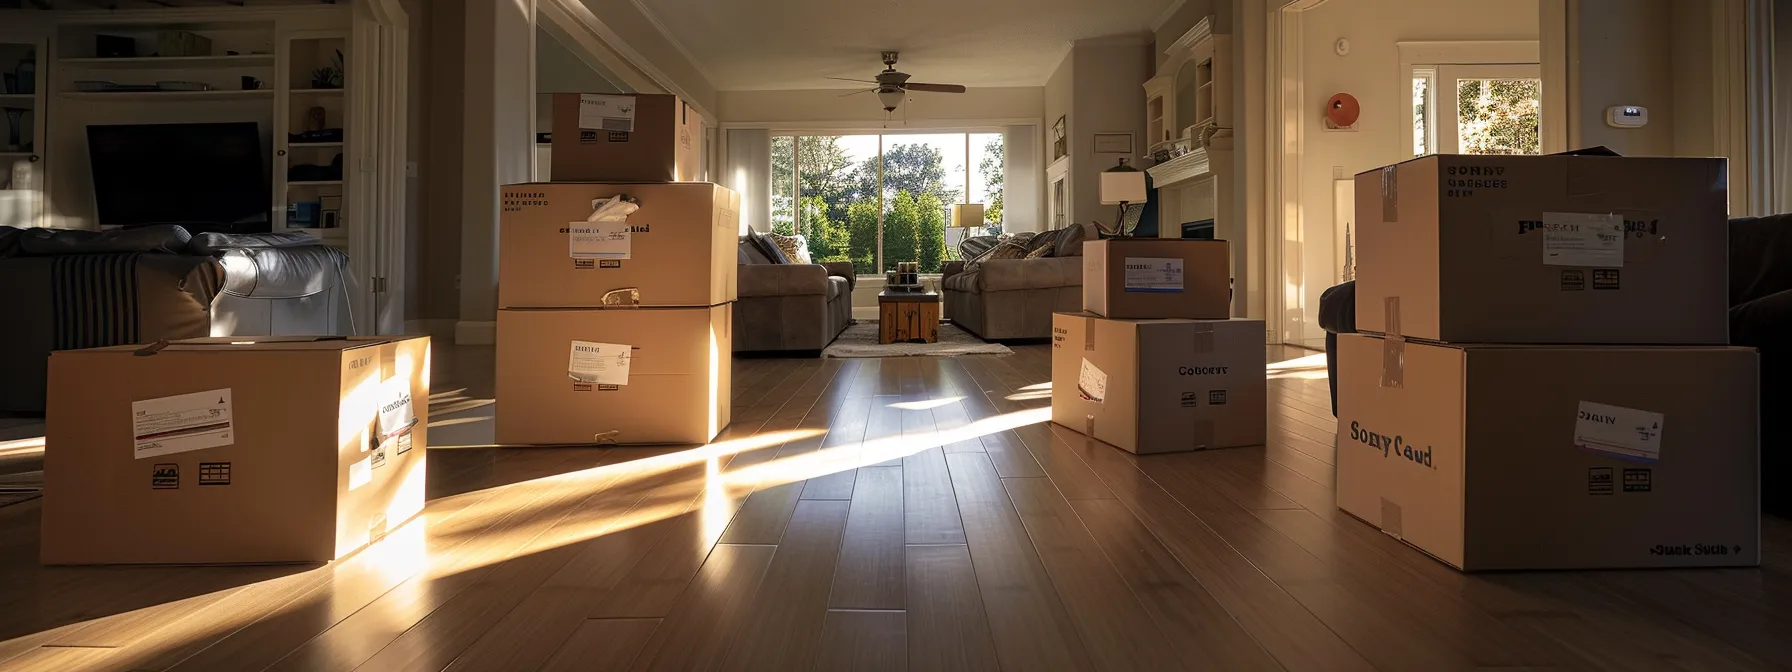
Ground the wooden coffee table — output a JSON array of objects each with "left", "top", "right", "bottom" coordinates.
[{"left": 878, "top": 290, "right": 941, "bottom": 344}]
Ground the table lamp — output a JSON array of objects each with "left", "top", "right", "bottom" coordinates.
[
  {"left": 1100, "top": 158, "right": 1147, "bottom": 236},
  {"left": 951, "top": 203, "right": 985, "bottom": 229}
]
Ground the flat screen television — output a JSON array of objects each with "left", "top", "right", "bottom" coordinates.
[{"left": 87, "top": 122, "right": 271, "bottom": 232}]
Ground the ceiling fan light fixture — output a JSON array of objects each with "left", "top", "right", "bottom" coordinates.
[{"left": 877, "top": 89, "right": 905, "bottom": 112}]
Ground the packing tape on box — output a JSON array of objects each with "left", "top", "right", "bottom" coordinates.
[
  {"left": 1381, "top": 296, "right": 1405, "bottom": 389},
  {"left": 1084, "top": 322, "right": 1097, "bottom": 351},
  {"left": 1192, "top": 418, "right": 1215, "bottom": 450},
  {"left": 1084, "top": 415, "right": 1095, "bottom": 439},
  {"left": 602, "top": 288, "right": 641, "bottom": 307},
  {"left": 1381, "top": 165, "right": 1398, "bottom": 223},
  {"left": 1380, "top": 497, "right": 1404, "bottom": 539},
  {"left": 1189, "top": 323, "right": 1215, "bottom": 353}
]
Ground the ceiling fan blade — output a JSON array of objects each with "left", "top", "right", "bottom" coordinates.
[
  {"left": 839, "top": 88, "right": 877, "bottom": 97},
  {"left": 826, "top": 76, "right": 879, "bottom": 84},
  {"left": 905, "top": 83, "right": 967, "bottom": 94}
]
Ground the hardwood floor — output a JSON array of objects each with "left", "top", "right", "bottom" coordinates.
[{"left": 1, "top": 343, "right": 1789, "bottom": 671}]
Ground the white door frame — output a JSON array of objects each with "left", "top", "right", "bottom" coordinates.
[{"left": 352, "top": 0, "right": 409, "bottom": 335}]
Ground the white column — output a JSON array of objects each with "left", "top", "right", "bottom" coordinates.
[{"left": 456, "top": 0, "right": 536, "bottom": 345}]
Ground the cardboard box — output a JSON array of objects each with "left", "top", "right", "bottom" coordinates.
[
  {"left": 1354, "top": 154, "right": 1728, "bottom": 344},
  {"left": 496, "top": 305, "right": 732, "bottom": 445},
  {"left": 1050, "top": 312, "right": 1265, "bottom": 454},
  {"left": 551, "top": 93, "right": 702, "bottom": 183},
  {"left": 499, "top": 182, "right": 740, "bottom": 309},
  {"left": 42, "top": 336, "right": 431, "bottom": 565},
  {"left": 1335, "top": 333, "right": 1758, "bottom": 571},
  {"left": 1083, "top": 239, "right": 1231, "bottom": 320}
]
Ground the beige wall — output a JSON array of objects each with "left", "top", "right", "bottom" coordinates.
[
  {"left": 535, "top": 26, "right": 626, "bottom": 134},
  {"left": 1069, "top": 41, "right": 1152, "bottom": 228},
  {"left": 715, "top": 87, "right": 1043, "bottom": 125},
  {"left": 575, "top": 0, "right": 717, "bottom": 115},
  {"left": 1570, "top": 0, "right": 1674, "bottom": 156}
]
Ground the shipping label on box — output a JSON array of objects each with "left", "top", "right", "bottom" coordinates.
[
  {"left": 578, "top": 94, "right": 636, "bottom": 133},
  {"left": 132, "top": 388, "right": 234, "bottom": 460}
]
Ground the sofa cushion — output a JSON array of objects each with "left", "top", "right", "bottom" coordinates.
[
  {"left": 977, "top": 255, "right": 1081, "bottom": 291},
  {"left": 189, "top": 231, "right": 320, "bottom": 256},
  {"left": 739, "top": 262, "right": 827, "bottom": 297},
  {"left": 826, "top": 276, "right": 849, "bottom": 301},
  {"left": 19, "top": 224, "right": 192, "bottom": 256},
  {"left": 1024, "top": 228, "right": 1062, "bottom": 256},
  {"left": 943, "top": 269, "right": 981, "bottom": 293},
  {"left": 1054, "top": 223, "right": 1090, "bottom": 257},
  {"left": 766, "top": 231, "right": 813, "bottom": 264}
]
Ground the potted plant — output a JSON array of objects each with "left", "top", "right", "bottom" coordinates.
[{"left": 310, "top": 50, "right": 344, "bottom": 89}]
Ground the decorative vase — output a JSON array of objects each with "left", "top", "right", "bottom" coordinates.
[{"left": 13, "top": 58, "right": 33, "bottom": 95}]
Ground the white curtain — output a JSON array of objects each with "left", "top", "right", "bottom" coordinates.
[
  {"left": 1003, "top": 125, "right": 1042, "bottom": 232},
  {"left": 724, "top": 129, "right": 772, "bottom": 233}
]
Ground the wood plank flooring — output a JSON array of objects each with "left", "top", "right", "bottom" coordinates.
[{"left": 1, "top": 344, "right": 1789, "bottom": 671}]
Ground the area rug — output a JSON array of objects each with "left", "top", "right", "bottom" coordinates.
[{"left": 823, "top": 323, "right": 1013, "bottom": 358}]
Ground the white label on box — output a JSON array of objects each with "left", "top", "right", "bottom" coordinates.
[
  {"left": 1542, "top": 212, "right": 1624, "bottom": 267},
  {"left": 569, "top": 341, "right": 632, "bottom": 385},
  {"left": 568, "top": 222, "right": 631, "bottom": 260},
  {"left": 1123, "top": 257, "right": 1184, "bottom": 293},
  {"left": 349, "top": 455, "right": 373, "bottom": 491},
  {"left": 1574, "top": 401, "right": 1663, "bottom": 462},
  {"left": 578, "top": 94, "right": 636, "bottom": 133},
  {"left": 377, "top": 376, "right": 416, "bottom": 441},
  {"left": 132, "top": 388, "right": 234, "bottom": 460},
  {"left": 1078, "top": 359, "right": 1108, "bottom": 404}
]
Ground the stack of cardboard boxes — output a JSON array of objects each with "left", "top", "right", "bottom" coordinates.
[
  {"left": 495, "top": 93, "right": 737, "bottom": 446},
  {"left": 1337, "top": 153, "right": 1759, "bottom": 571},
  {"left": 1051, "top": 237, "right": 1267, "bottom": 454}
]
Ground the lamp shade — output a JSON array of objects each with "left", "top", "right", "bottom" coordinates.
[
  {"left": 951, "top": 203, "right": 985, "bottom": 228},
  {"left": 1100, "top": 171, "right": 1148, "bottom": 205},
  {"left": 877, "top": 89, "right": 905, "bottom": 111}
]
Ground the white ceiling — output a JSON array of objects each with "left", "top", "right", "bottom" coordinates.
[{"left": 633, "top": 0, "right": 1178, "bottom": 90}]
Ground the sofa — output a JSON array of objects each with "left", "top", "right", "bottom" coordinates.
[
  {"left": 942, "top": 224, "right": 1091, "bottom": 340},
  {"left": 1320, "top": 214, "right": 1792, "bottom": 515},
  {"left": 734, "top": 232, "right": 854, "bottom": 353},
  {"left": 0, "top": 225, "right": 351, "bottom": 413}
]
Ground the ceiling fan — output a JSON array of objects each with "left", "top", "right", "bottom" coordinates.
[{"left": 831, "top": 51, "right": 968, "bottom": 112}]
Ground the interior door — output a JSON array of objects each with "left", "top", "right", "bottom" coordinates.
[{"left": 1432, "top": 64, "right": 1543, "bottom": 156}]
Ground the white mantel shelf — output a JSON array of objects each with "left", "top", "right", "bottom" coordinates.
[{"left": 1147, "top": 147, "right": 1211, "bottom": 188}]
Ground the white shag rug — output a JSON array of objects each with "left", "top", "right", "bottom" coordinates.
[{"left": 823, "top": 322, "right": 1013, "bottom": 358}]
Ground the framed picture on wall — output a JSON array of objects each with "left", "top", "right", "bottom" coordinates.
[
  {"left": 1092, "top": 132, "right": 1133, "bottom": 155},
  {"left": 1051, "top": 116, "right": 1067, "bottom": 161}
]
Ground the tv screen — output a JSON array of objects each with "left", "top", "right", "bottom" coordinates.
[{"left": 87, "top": 122, "right": 271, "bottom": 231}]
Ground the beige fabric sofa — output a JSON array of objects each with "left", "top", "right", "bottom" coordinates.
[{"left": 941, "top": 224, "right": 1091, "bottom": 340}]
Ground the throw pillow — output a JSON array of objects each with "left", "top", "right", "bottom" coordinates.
[
  {"left": 745, "top": 229, "right": 790, "bottom": 264},
  {"left": 1054, "top": 222, "right": 1090, "bottom": 257},
  {"left": 966, "top": 240, "right": 1031, "bottom": 272},
  {"left": 1025, "top": 228, "right": 1062, "bottom": 256},
  {"left": 764, "top": 232, "right": 812, "bottom": 265},
  {"left": 1024, "top": 244, "right": 1053, "bottom": 259}
]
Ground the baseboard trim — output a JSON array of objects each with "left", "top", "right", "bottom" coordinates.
[
  {"left": 454, "top": 320, "right": 497, "bottom": 346},
  {"left": 404, "top": 319, "right": 457, "bottom": 342}
]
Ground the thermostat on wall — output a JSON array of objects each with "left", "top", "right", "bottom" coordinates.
[{"left": 1606, "top": 106, "right": 1648, "bottom": 128}]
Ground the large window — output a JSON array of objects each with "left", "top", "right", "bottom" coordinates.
[{"left": 771, "top": 132, "right": 1004, "bottom": 275}]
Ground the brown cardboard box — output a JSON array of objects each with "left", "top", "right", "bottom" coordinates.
[
  {"left": 1353, "top": 154, "right": 1728, "bottom": 344},
  {"left": 1083, "top": 239, "right": 1231, "bottom": 320},
  {"left": 551, "top": 93, "right": 702, "bottom": 183},
  {"left": 42, "top": 336, "right": 431, "bottom": 565},
  {"left": 496, "top": 305, "right": 732, "bottom": 445},
  {"left": 499, "top": 182, "right": 739, "bottom": 309},
  {"left": 1335, "top": 333, "right": 1758, "bottom": 571},
  {"left": 1050, "top": 312, "right": 1265, "bottom": 454}
]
